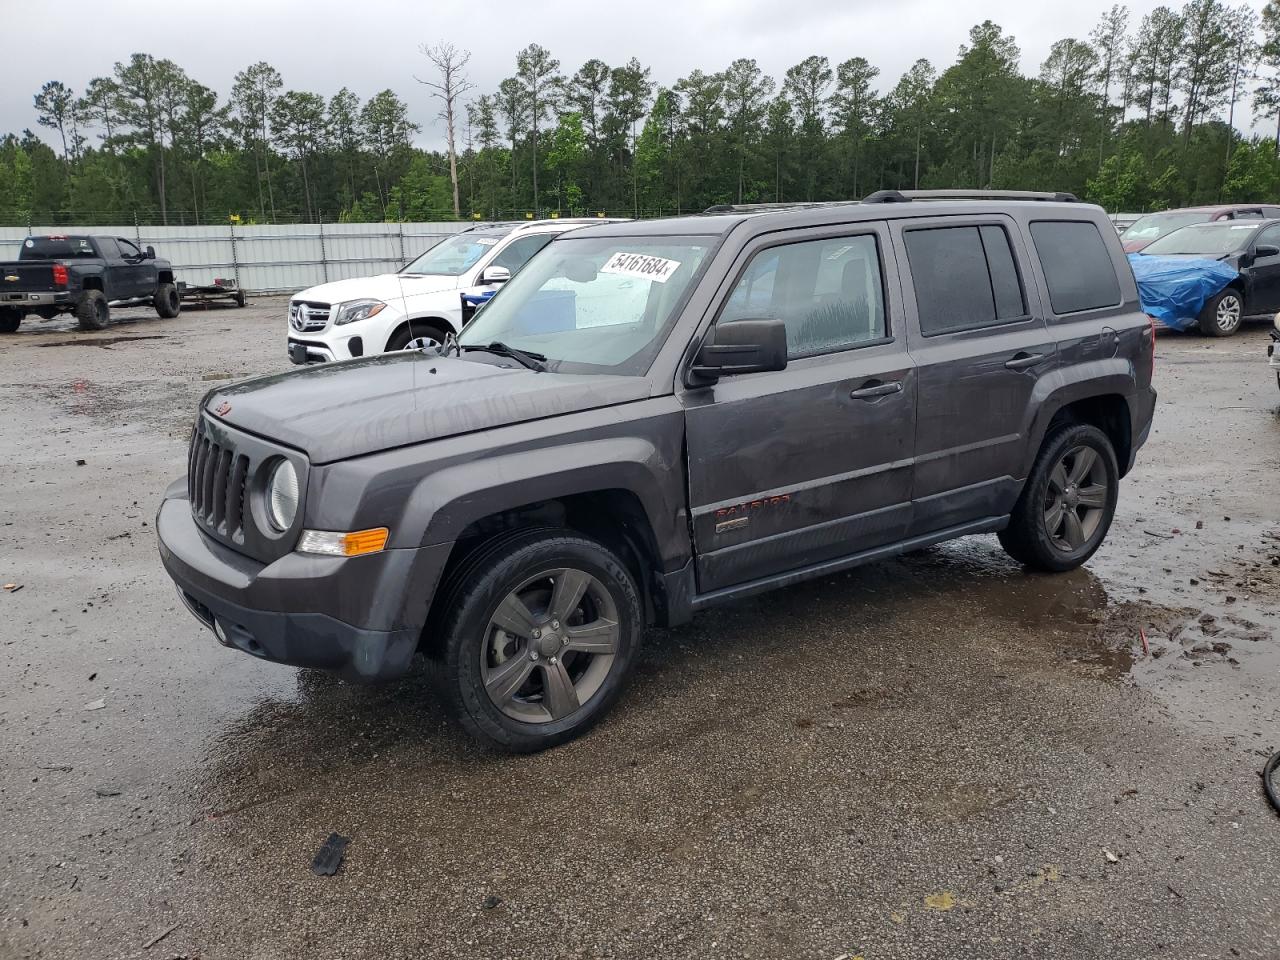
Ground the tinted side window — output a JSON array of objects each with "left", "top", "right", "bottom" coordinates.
[
  {"left": 117, "top": 238, "right": 142, "bottom": 259},
  {"left": 1029, "top": 220, "right": 1121, "bottom": 314},
  {"left": 904, "top": 225, "right": 1025, "bottom": 335},
  {"left": 97, "top": 238, "right": 121, "bottom": 259},
  {"left": 721, "top": 234, "right": 886, "bottom": 358},
  {"left": 492, "top": 234, "right": 556, "bottom": 272},
  {"left": 1256, "top": 224, "right": 1280, "bottom": 248}
]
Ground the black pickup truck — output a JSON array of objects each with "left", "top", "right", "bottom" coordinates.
[{"left": 0, "top": 235, "right": 180, "bottom": 332}]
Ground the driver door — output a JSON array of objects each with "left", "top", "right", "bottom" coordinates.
[
  {"left": 1246, "top": 223, "right": 1280, "bottom": 314},
  {"left": 115, "top": 238, "right": 149, "bottom": 299}
]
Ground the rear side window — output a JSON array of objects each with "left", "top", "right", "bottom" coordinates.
[
  {"left": 1029, "top": 220, "right": 1121, "bottom": 314},
  {"left": 904, "top": 225, "right": 1026, "bottom": 336}
]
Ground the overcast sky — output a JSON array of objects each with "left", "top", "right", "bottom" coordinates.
[{"left": 3, "top": 0, "right": 1269, "bottom": 150}]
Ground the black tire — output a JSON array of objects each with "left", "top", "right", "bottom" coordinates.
[
  {"left": 234, "top": 289, "right": 247, "bottom": 308},
  {"left": 0, "top": 307, "right": 21, "bottom": 333},
  {"left": 75, "top": 290, "right": 109, "bottom": 331},
  {"left": 998, "top": 422, "right": 1120, "bottom": 573},
  {"left": 385, "top": 319, "right": 450, "bottom": 352},
  {"left": 1197, "top": 287, "right": 1244, "bottom": 337},
  {"left": 154, "top": 281, "right": 181, "bottom": 318},
  {"left": 432, "top": 528, "right": 643, "bottom": 753}
]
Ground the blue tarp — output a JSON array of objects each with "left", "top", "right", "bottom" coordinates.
[{"left": 1127, "top": 253, "right": 1238, "bottom": 331}]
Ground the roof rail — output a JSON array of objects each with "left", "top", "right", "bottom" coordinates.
[
  {"left": 703, "top": 201, "right": 862, "bottom": 214},
  {"left": 862, "top": 189, "right": 1081, "bottom": 204}
]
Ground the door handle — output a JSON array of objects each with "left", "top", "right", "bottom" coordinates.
[
  {"left": 1004, "top": 352, "right": 1046, "bottom": 370},
  {"left": 849, "top": 380, "right": 903, "bottom": 400}
]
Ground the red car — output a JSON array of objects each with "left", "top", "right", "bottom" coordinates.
[{"left": 1121, "top": 204, "right": 1280, "bottom": 252}]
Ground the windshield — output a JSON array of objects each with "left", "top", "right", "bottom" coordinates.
[
  {"left": 1121, "top": 211, "right": 1212, "bottom": 243},
  {"left": 400, "top": 231, "right": 508, "bottom": 276},
  {"left": 1142, "top": 222, "right": 1257, "bottom": 256},
  {"left": 457, "top": 235, "right": 715, "bottom": 375}
]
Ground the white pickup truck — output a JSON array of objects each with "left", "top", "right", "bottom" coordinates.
[{"left": 286, "top": 218, "right": 624, "bottom": 364}]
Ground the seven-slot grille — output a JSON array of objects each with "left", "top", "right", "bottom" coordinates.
[
  {"left": 187, "top": 429, "right": 250, "bottom": 543},
  {"left": 289, "top": 300, "right": 330, "bottom": 332}
]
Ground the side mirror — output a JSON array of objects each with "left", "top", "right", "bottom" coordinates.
[
  {"left": 690, "top": 318, "right": 788, "bottom": 383},
  {"left": 480, "top": 265, "right": 511, "bottom": 285},
  {"left": 1255, "top": 244, "right": 1280, "bottom": 259},
  {"left": 145, "top": 245, "right": 156, "bottom": 259}
]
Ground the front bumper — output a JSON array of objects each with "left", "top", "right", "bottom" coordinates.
[{"left": 157, "top": 490, "right": 451, "bottom": 682}]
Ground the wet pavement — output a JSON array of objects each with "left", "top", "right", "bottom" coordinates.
[{"left": 2, "top": 300, "right": 1279, "bottom": 959}]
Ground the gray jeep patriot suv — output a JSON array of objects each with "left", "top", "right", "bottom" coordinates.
[{"left": 158, "top": 190, "right": 1156, "bottom": 752}]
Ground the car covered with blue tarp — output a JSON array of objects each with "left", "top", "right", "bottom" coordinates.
[{"left": 1129, "top": 218, "right": 1280, "bottom": 336}]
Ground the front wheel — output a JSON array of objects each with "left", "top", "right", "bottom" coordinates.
[
  {"left": 154, "top": 282, "right": 181, "bottom": 318},
  {"left": 433, "top": 530, "right": 643, "bottom": 752},
  {"left": 385, "top": 320, "right": 450, "bottom": 353},
  {"left": 999, "top": 423, "right": 1119, "bottom": 572},
  {"left": 1198, "top": 288, "right": 1243, "bottom": 337},
  {"left": 0, "top": 307, "right": 21, "bottom": 333}
]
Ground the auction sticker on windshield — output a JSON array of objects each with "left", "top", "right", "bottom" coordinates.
[{"left": 601, "top": 252, "right": 682, "bottom": 283}]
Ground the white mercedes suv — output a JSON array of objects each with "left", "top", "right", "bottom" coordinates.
[{"left": 286, "top": 218, "right": 624, "bottom": 364}]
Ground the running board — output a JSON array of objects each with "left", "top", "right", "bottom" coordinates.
[{"left": 689, "top": 516, "right": 1008, "bottom": 611}]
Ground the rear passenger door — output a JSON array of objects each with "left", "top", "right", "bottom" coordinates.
[
  {"left": 894, "top": 217, "right": 1054, "bottom": 535},
  {"left": 684, "top": 225, "right": 916, "bottom": 593}
]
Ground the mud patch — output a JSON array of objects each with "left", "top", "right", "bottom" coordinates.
[{"left": 36, "top": 335, "right": 167, "bottom": 349}]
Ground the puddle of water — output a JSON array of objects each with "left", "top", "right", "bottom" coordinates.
[{"left": 36, "top": 335, "right": 167, "bottom": 348}]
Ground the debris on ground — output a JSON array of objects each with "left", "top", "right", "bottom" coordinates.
[
  {"left": 1103, "top": 848, "right": 1120, "bottom": 863},
  {"left": 142, "top": 922, "right": 180, "bottom": 949},
  {"left": 201, "top": 372, "right": 232, "bottom": 381},
  {"left": 923, "top": 891, "right": 956, "bottom": 911},
  {"left": 311, "top": 833, "right": 349, "bottom": 876},
  {"left": 481, "top": 895, "right": 502, "bottom": 910},
  {"left": 83, "top": 698, "right": 105, "bottom": 711},
  {"left": 3, "top": 583, "right": 22, "bottom": 593},
  {"left": 94, "top": 787, "right": 121, "bottom": 797}
]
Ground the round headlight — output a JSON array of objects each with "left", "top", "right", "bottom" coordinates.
[{"left": 267, "top": 459, "right": 299, "bottom": 531}]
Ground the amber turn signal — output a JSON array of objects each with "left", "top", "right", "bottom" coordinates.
[{"left": 297, "top": 527, "right": 389, "bottom": 557}]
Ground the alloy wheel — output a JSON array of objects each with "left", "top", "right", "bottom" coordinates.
[
  {"left": 1216, "top": 293, "right": 1242, "bottom": 333},
  {"left": 1042, "top": 445, "right": 1109, "bottom": 552},
  {"left": 480, "top": 568, "right": 620, "bottom": 724}
]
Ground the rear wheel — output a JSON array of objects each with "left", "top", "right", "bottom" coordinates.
[
  {"left": 0, "top": 307, "right": 21, "bottom": 333},
  {"left": 1197, "top": 287, "right": 1243, "bottom": 336},
  {"left": 154, "top": 281, "right": 181, "bottom": 318},
  {"left": 433, "top": 530, "right": 643, "bottom": 752},
  {"left": 75, "top": 290, "right": 109, "bottom": 331},
  {"left": 999, "top": 422, "right": 1119, "bottom": 572},
  {"left": 385, "top": 319, "right": 450, "bottom": 353}
]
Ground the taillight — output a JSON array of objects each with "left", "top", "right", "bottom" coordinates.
[{"left": 51, "top": 263, "right": 68, "bottom": 286}]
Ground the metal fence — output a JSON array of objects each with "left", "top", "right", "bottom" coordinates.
[{"left": 0, "top": 222, "right": 473, "bottom": 294}]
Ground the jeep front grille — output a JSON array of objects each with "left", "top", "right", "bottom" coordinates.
[
  {"left": 289, "top": 300, "right": 331, "bottom": 332},
  {"left": 188, "top": 432, "right": 250, "bottom": 543}
]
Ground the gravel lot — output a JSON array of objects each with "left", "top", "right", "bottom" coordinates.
[{"left": 2, "top": 297, "right": 1279, "bottom": 959}]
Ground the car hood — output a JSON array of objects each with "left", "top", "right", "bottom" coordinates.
[
  {"left": 205, "top": 352, "right": 651, "bottom": 464},
  {"left": 294, "top": 272, "right": 460, "bottom": 305}
]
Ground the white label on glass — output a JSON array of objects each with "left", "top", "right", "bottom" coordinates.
[{"left": 600, "top": 252, "right": 681, "bottom": 283}]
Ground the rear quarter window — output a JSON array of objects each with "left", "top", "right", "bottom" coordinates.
[{"left": 1029, "top": 220, "right": 1121, "bottom": 314}]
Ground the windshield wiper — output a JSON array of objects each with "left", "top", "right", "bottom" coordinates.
[{"left": 460, "top": 341, "right": 547, "bottom": 372}]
